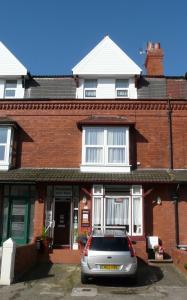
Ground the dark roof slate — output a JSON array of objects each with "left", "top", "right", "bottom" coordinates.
[
  {"left": 0, "top": 168, "right": 186, "bottom": 183},
  {"left": 137, "top": 77, "right": 167, "bottom": 99},
  {"left": 24, "top": 77, "right": 76, "bottom": 99}
]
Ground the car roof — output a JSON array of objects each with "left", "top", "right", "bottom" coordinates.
[{"left": 91, "top": 229, "right": 127, "bottom": 237}]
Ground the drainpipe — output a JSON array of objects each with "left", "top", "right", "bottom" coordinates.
[
  {"left": 167, "top": 98, "right": 173, "bottom": 170},
  {"left": 167, "top": 99, "right": 180, "bottom": 247}
]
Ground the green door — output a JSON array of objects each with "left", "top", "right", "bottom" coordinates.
[{"left": 8, "top": 197, "right": 29, "bottom": 244}]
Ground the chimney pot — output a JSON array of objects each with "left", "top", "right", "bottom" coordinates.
[{"left": 145, "top": 41, "right": 164, "bottom": 75}]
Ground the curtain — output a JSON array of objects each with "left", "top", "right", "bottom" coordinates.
[
  {"left": 133, "top": 197, "right": 141, "bottom": 226},
  {"left": 108, "top": 148, "right": 125, "bottom": 163},
  {"left": 86, "top": 147, "right": 103, "bottom": 163},
  {"left": 85, "top": 128, "right": 103, "bottom": 145},
  {"left": 107, "top": 128, "right": 126, "bottom": 145},
  {"left": 94, "top": 197, "right": 101, "bottom": 225},
  {"left": 0, "top": 128, "right": 8, "bottom": 143},
  {"left": 106, "top": 197, "right": 129, "bottom": 226}
]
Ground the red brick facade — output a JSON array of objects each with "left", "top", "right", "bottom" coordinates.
[{"left": 0, "top": 98, "right": 186, "bottom": 265}]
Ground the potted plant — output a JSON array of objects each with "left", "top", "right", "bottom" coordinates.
[
  {"left": 154, "top": 244, "right": 164, "bottom": 260},
  {"left": 77, "top": 232, "right": 88, "bottom": 249}
]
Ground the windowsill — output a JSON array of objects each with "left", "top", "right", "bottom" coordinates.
[
  {"left": 80, "top": 164, "right": 131, "bottom": 173},
  {"left": 0, "top": 164, "right": 10, "bottom": 171}
]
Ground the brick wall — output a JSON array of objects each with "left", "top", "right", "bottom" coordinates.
[
  {"left": 144, "top": 185, "right": 177, "bottom": 257},
  {"left": 14, "top": 243, "right": 38, "bottom": 279},
  {"left": 172, "top": 248, "right": 187, "bottom": 276},
  {"left": 0, "top": 100, "right": 186, "bottom": 170}
]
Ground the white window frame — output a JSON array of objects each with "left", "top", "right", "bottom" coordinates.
[
  {"left": 4, "top": 80, "right": 17, "bottom": 98},
  {"left": 81, "top": 126, "right": 130, "bottom": 173},
  {"left": 84, "top": 79, "right": 97, "bottom": 98},
  {"left": 132, "top": 196, "right": 143, "bottom": 236},
  {"left": 92, "top": 185, "right": 143, "bottom": 236},
  {"left": 0, "top": 127, "right": 12, "bottom": 170},
  {"left": 115, "top": 79, "right": 129, "bottom": 98}
]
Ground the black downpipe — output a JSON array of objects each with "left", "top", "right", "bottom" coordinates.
[
  {"left": 167, "top": 99, "right": 173, "bottom": 170},
  {"left": 167, "top": 99, "right": 180, "bottom": 246}
]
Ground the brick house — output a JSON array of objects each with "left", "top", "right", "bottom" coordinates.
[{"left": 0, "top": 37, "right": 187, "bottom": 266}]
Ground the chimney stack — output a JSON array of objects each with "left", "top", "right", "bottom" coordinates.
[{"left": 145, "top": 42, "right": 164, "bottom": 76}]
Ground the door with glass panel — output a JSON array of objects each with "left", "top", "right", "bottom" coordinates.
[{"left": 8, "top": 197, "right": 29, "bottom": 244}]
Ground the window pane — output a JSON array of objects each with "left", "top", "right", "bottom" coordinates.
[
  {"left": 0, "top": 145, "right": 5, "bottom": 160},
  {"left": 85, "top": 128, "right": 103, "bottom": 145},
  {"left": 106, "top": 197, "right": 129, "bottom": 227},
  {"left": 10, "top": 201, "right": 26, "bottom": 238},
  {"left": 84, "top": 79, "right": 97, "bottom": 88},
  {"left": 6, "top": 80, "right": 17, "bottom": 88},
  {"left": 107, "top": 128, "right": 126, "bottom": 145},
  {"left": 116, "top": 79, "right": 129, "bottom": 88},
  {"left": 133, "top": 197, "right": 142, "bottom": 234},
  {"left": 10, "top": 185, "right": 30, "bottom": 197},
  {"left": 117, "top": 90, "right": 128, "bottom": 97},
  {"left": 0, "top": 128, "right": 8, "bottom": 143},
  {"left": 108, "top": 148, "right": 125, "bottom": 163},
  {"left": 86, "top": 147, "right": 103, "bottom": 163},
  {"left": 90, "top": 237, "right": 129, "bottom": 251},
  {"left": 93, "top": 197, "right": 101, "bottom": 226},
  {"left": 85, "top": 90, "right": 96, "bottom": 97},
  {"left": 5, "top": 90, "right": 16, "bottom": 97}
]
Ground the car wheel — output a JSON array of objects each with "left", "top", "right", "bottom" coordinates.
[{"left": 81, "top": 272, "right": 88, "bottom": 284}]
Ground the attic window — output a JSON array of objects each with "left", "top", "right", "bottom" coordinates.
[
  {"left": 116, "top": 79, "right": 129, "bottom": 98},
  {"left": 4, "top": 80, "right": 17, "bottom": 98},
  {"left": 84, "top": 79, "right": 97, "bottom": 98}
]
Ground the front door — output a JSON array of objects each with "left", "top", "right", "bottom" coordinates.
[
  {"left": 8, "top": 197, "right": 29, "bottom": 244},
  {"left": 54, "top": 201, "right": 71, "bottom": 247}
]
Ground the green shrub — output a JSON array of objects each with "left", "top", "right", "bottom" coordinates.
[{"left": 184, "top": 263, "right": 187, "bottom": 270}]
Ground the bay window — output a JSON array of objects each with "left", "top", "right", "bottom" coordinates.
[
  {"left": 92, "top": 185, "right": 143, "bottom": 236},
  {"left": 0, "top": 127, "right": 13, "bottom": 170},
  {"left": 81, "top": 126, "right": 130, "bottom": 172}
]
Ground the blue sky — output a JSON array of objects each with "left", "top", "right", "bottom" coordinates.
[{"left": 1, "top": 0, "right": 187, "bottom": 76}]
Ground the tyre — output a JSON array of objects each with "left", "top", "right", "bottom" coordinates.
[{"left": 81, "top": 272, "right": 89, "bottom": 284}]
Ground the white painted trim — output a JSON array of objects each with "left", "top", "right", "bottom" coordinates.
[
  {"left": 81, "top": 126, "right": 130, "bottom": 170},
  {"left": 132, "top": 196, "right": 143, "bottom": 236},
  {"left": 80, "top": 165, "right": 131, "bottom": 173},
  {"left": 0, "top": 127, "right": 12, "bottom": 170}
]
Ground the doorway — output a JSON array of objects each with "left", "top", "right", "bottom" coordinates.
[{"left": 53, "top": 199, "right": 71, "bottom": 248}]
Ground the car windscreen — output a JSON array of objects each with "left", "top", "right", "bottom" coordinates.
[{"left": 90, "top": 236, "right": 129, "bottom": 251}]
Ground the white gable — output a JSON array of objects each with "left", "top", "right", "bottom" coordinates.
[
  {"left": 0, "top": 41, "right": 27, "bottom": 76},
  {"left": 72, "top": 36, "right": 142, "bottom": 76}
]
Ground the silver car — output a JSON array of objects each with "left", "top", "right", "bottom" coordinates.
[{"left": 81, "top": 229, "right": 137, "bottom": 284}]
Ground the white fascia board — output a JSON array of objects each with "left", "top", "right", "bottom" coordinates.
[
  {"left": 72, "top": 36, "right": 142, "bottom": 76},
  {"left": 0, "top": 41, "right": 27, "bottom": 76}
]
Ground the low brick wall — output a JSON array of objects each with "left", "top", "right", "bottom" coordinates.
[
  {"left": 134, "top": 240, "right": 148, "bottom": 261},
  {"left": 14, "top": 243, "right": 38, "bottom": 280},
  {"left": 172, "top": 248, "right": 187, "bottom": 276}
]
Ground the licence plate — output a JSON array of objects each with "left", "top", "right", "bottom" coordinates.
[{"left": 100, "top": 265, "right": 120, "bottom": 270}]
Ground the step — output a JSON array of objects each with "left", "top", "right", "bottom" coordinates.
[
  {"left": 49, "top": 249, "right": 81, "bottom": 264},
  {"left": 148, "top": 258, "right": 173, "bottom": 264}
]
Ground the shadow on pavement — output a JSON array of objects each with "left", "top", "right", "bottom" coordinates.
[
  {"left": 88, "top": 258, "right": 164, "bottom": 287},
  {"left": 16, "top": 262, "right": 54, "bottom": 283}
]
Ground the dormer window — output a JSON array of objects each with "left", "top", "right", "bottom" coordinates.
[
  {"left": 4, "top": 80, "right": 17, "bottom": 98},
  {"left": 84, "top": 79, "right": 97, "bottom": 98},
  {"left": 116, "top": 79, "right": 129, "bottom": 98}
]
